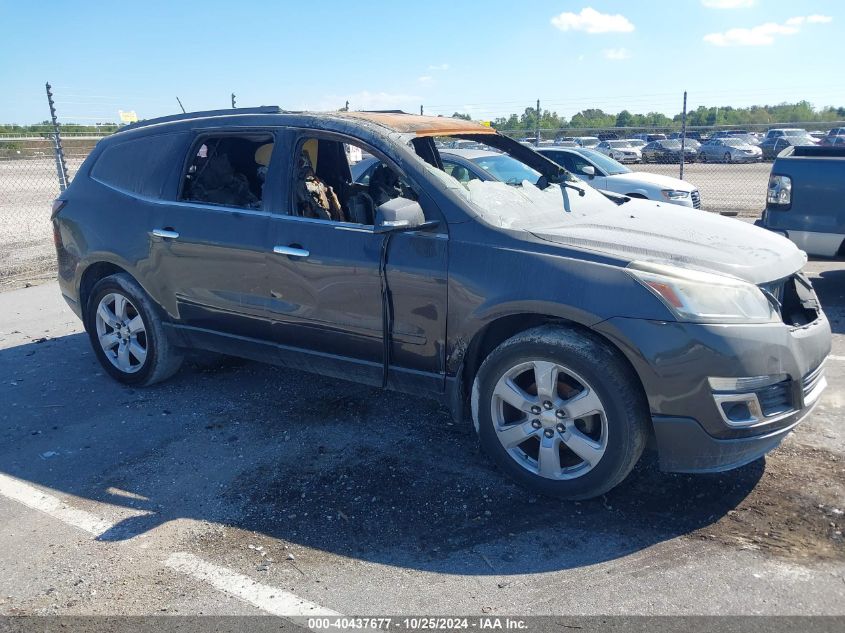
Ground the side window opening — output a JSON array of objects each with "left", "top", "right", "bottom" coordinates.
[
  {"left": 293, "top": 137, "right": 415, "bottom": 226},
  {"left": 181, "top": 134, "right": 273, "bottom": 209},
  {"left": 443, "top": 160, "right": 479, "bottom": 184}
]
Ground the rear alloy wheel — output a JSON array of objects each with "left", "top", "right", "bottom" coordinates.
[
  {"left": 86, "top": 273, "right": 183, "bottom": 386},
  {"left": 95, "top": 292, "right": 147, "bottom": 374},
  {"left": 473, "top": 325, "right": 649, "bottom": 500}
]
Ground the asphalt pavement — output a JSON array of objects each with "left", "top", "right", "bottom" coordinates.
[{"left": 0, "top": 260, "right": 843, "bottom": 617}]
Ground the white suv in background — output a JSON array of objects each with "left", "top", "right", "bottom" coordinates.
[{"left": 538, "top": 147, "right": 701, "bottom": 208}]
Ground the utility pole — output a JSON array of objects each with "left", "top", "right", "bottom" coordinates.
[
  {"left": 420, "top": 105, "right": 424, "bottom": 116},
  {"left": 45, "top": 82, "right": 69, "bottom": 192},
  {"left": 176, "top": 96, "right": 186, "bottom": 113},
  {"left": 680, "top": 90, "right": 688, "bottom": 180},
  {"left": 535, "top": 98, "right": 541, "bottom": 147},
  {"left": 231, "top": 93, "right": 236, "bottom": 109}
]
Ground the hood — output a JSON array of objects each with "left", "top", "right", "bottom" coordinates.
[
  {"left": 532, "top": 204, "right": 806, "bottom": 284},
  {"left": 607, "top": 170, "right": 695, "bottom": 191}
]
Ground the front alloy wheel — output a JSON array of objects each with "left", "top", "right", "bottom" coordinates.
[
  {"left": 474, "top": 325, "right": 649, "bottom": 499},
  {"left": 491, "top": 361, "right": 608, "bottom": 480}
]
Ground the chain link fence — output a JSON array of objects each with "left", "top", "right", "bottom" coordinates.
[
  {"left": 0, "top": 132, "right": 100, "bottom": 284},
  {"left": 1, "top": 119, "right": 841, "bottom": 283}
]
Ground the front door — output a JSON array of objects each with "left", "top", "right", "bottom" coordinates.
[{"left": 265, "top": 131, "right": 449, "bottom": 394}]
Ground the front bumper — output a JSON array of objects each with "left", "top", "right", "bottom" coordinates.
[
  {"left": 594, "top": 313, "right": 831, "bottom": 472},
  {"left": 651, "top": 410, "right": 811, "bottom": 473}
]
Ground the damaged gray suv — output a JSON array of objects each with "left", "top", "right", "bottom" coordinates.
[{"left": 52, "top": 107, "right": 831, "bottom": 499}]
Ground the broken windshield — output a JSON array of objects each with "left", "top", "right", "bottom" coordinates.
[{"left": 423, "top": 134, "right": 618, "bottom": 231}]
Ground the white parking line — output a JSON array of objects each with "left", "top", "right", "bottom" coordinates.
[
  {"left": 166, "top": 552, "right": 341, "bottom": 617},
  {"left": 0, "top": 473, "right": 339, "bottom": 618},
  {"left": 0, "top": 473, "right": 116, "bottom": 536},
  {"left": 829, "top": 355, "right": 845, "bottom": 362}
]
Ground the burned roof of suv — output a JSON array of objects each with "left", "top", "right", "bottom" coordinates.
[{"left": 118, "top": 106, "right": 494, "bottom": 138}]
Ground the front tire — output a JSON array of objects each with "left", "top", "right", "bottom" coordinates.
[
  {"left": 85, "top": 273, "right": 183, "bottom": 386},
  {"left": 472, "top": 325, "right": 649, "bottom": 500}
]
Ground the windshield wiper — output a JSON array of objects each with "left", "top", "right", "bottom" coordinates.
[
  {"left": 562, "top": 181, "right": 586, "bottom": 196},
  {"left": 542, "top": 173, "right": 586, "bottom": 196}
]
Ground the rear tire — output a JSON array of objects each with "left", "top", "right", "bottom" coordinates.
[
  {"left": 724, "top": 152, "right": 732, "bottom": 164},
  {"left": 85, "top": 273, "right": 183, "bottom": 386},
  {"left": 472, "top": 325, "right": 649, "bottom": 500}
]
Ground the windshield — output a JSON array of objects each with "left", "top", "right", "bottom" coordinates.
[
  {"left": 606, "top": 140, "right": 632, "bottom": 148},
  {"left": 573, "top": 148, "right": 631, "bottom": 175},
  {"left": 577, "top": 137, "right": 599, "bottom": 146},
  {"left": 470, "top": 154, "right": 541, "bottom": 185},
  {"left": 422, "top": 134, "right": 621, "bottom": 231}
]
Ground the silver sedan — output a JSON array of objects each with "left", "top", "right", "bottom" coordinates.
[
  {"left": 698, "top": 138, "right": 762, "bottom": 163},
  {"left": 595, "top": 140, "right": 641, "bottom": 163}
]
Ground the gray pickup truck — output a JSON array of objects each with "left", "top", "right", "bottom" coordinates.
[{"left": 757, "top": 145, "right": 845, "bottom": 257}]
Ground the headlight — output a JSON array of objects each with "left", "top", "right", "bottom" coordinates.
[
  {"left": 767, "top": 175, "right": 791, "bottom": 208},
  {"left": 661, "top": 189, "right": 690, "bottom": 200},
  {"left": 627, "top": 261, "right": 778, "bottom": 324}
]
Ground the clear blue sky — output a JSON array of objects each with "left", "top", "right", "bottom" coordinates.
[{"left": 1, "top": 0, "right": 842, "bottom": 124}]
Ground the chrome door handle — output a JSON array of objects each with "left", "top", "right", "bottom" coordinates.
[
  {"left": 152, "top": 228, "right": 180, "bottom": 239},
  {"left": 273, "top": 245, "right": 310, "bottom": 258}
]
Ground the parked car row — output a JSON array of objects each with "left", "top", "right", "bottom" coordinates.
[{"left": 534, "top": 126, "right": 845, "bottom": 161}]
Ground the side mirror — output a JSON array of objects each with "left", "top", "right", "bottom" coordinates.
[
  {"left": 581, "top": 165, "right": 596, "bottom": 178},
  {"left": 374, "top": 197, "right": 427, "bottom": 233}
]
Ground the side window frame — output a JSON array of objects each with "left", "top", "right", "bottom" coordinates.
[
  {"left": 176, "top": 128, "right": 277, "bottom": 213},
  {"left": 282, "top": 129, "right": 416, "bottom": 227},
  {"left": 89, "top": 131, "right": 190, "bottom": 200}
]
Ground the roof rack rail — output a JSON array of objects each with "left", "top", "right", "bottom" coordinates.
[{"left": 121, "top": 106, "right": 283, "bottom": 132}]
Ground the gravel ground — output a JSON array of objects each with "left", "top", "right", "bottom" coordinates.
[{"left": 0, "top": 259, "right": 843, "bottom": 617}]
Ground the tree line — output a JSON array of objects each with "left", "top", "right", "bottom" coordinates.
[
  {"left": 0, "top": 122, "right": 121, "bottom": 135},
  {"left": 452, "top": 101, "right": 845, "bottom": 132},
  {"left": 3, "top": 100, "right": 844, "bottom": 136}
]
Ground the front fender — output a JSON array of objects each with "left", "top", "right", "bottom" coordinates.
[{"left": 444, "top": 233, "right": 675, "bottom": 374}]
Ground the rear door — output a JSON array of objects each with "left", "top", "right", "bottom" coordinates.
[{"left": 147, "top": 130, "right": 276, "bottom": 342}]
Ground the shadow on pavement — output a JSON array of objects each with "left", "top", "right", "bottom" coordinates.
[
  {"left": 812, "top": 267, "right": 845, "bottom": 334},
  {"left": 0, "top": 331, "right": 763, "bottom": 575}
]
